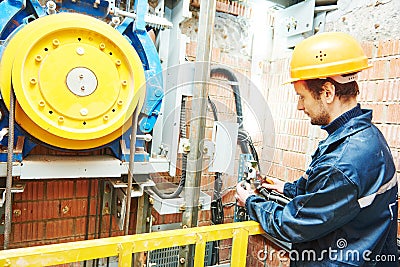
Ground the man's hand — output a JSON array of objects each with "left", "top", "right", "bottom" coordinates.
[
  {"left": 235, "top": 181, "right": 255, "bottom": 207},
  {"left": 261, "top": 177, "right": 285, "bottom": 194}
]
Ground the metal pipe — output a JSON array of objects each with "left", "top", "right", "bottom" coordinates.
[
  {"left": 179, "top": 0, "right": 216, "bottom": 265},
  {"left": 124, "top": 104, "right": 140, "bottom": 235},
  {"left": 4, "top": 89, "right": 15, "bottom": 249}
]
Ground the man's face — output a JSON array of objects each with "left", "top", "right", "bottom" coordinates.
[{"left": 293, "top": 81, "right": 330, "bottom": 126}]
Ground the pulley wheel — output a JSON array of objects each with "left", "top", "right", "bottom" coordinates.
[{"left": 0, "top": 13, "right": 145, "bottom": 149}]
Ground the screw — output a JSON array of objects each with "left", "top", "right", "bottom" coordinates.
[
  {"left": 13, "top": 209, "right": 22, "bottom": 217},
  {"left": 80, "top": 108, "right": 88, "bottom": 116},
  {"left": 143, "top": 122, "right": 151, "bottom": 130},
  {"left": 62, "top": 206, "right": 69, "bottom": 214},
  {"left": 179, "top": 258, "right": 186, "bottom": 264},
  {"left": 154, "top": 89, "right": 162, "bottom": 97},
  {"left": 53, "top": 39, "right": 60, "bottom": 47},
  {"left": 103, "top": 206, "right": 110, "bottom": 215},
  {"left": 76, "top": 47, "right": 85, "bottom": 55},
  {"left": 99, "top": 43, "right": 106, "bottom": 50}
]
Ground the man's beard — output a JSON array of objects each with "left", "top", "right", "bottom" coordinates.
[{"left": 310, "top": 101, "right": 330, "bottom": 126}]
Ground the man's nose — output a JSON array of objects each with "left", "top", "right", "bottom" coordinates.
[{"left": 297, "top": 100, "right": 304, "bottom": 110}]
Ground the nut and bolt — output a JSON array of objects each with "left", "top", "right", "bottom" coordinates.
[{"left": 13, "top": 209, "right": 22, "bottom": 217}]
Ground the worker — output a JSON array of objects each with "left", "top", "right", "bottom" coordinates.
[{"left": 236, "top": 32, "right": 398, "bottom": 266}]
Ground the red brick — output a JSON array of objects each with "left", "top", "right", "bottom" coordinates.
[
  {"left": 375, "top": 80, "right": 387, "bottom": 101},
  {"left": 75, "top": 216, "right": 96, "bottom": 236},
  {"left": 14, "top": 181, "right": 45, "bottom": 201},
  {"left": 47, "top": 180, "right": 74, "bottom": 200},
  {"left": 269, "top": 163, "right": 286, "bottom": 179},
  {"left": 75, "top": 179, "right": 96, "bottom": 198},
  {"left": 381, "top": 39, "right": 394, "bottom": 57},
  {"left": 387, "top": 104, "right": 400, "bottom": 124},
  {"left": 393, "top": 39, "right": 400, "bottom": 55},
  {"left": 12, "top": 200, "right": 60, "bottom": 222},
  {"left": 219, "top": 247, "right": 231, "bottom": 262},
  {"left": 363, "top": 103, "right": 385, "bottom": 124},
  {"left": 60, "top": 199, "right": 88, "bottom": 217},
  {"left": 389, "top": 57, "right": 400, "bottom": 79},
  {"left": 282, "top": 151, "right": 306, "bottom": 171},
  {"left": 370, "top": 60, "right": 387, "bottom": 80},
  {"left": 211, "top": 47, "right": 221, "bottom": 63},
  {"left": 12, "top": 222, "right": 45, "bottom": 243},
  {"left": 46, "top": 219, "right": 74, "bottom": 239},
  {"left": 361, "top": 41, "right": 374, "bottom": 59}
]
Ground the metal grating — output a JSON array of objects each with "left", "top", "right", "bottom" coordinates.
[{"left": 148, "top": 242, "right": 213, "bottom": 267}]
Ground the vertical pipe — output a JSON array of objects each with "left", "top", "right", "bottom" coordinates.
[
  {"left": 180, "top": 0, "right": 216, "bottom": 265},
  {"left": 124, "top": 104, "right": 139, "bottom": 235},
  {"left": 4, "top": 89, "right": 15, "bottom": 250}
]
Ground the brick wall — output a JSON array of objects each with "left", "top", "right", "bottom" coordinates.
[{"left": 8, "top": 179, "right": 130, "bottom": 248}]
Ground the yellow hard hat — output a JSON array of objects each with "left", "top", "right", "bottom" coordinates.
[{"left": 286, "top": 32, "right": 371, "bottom": 83}]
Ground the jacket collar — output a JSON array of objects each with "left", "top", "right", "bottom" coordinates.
[{"left": 317, "top": 109, "right": 373, "bottom": 154}]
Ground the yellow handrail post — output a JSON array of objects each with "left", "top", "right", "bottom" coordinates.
[
  {"left": 231, "top": 228, "right": 249, "bottom": 267},
  {"left": 118, "top": 242, "right": 134, "bottom": 267},
  {"left": 193, "top": 233, "right": 207, "bottom": 267}
]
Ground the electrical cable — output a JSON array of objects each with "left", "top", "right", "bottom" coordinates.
[
  {"left": 210, "top": 67, "right": 252, "bottom": 156},
  {"left": 208, "top": 96, "right": 223, "bottom": 265}
]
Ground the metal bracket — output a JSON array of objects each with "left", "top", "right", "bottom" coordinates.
[
  {"left": 147, "top": 183, "right": 211, "bottom": 215},
  {"left": 109, "top": 178, "right": 155, "bottom": 230},
  {"left": 0, "top": 183, "right": 26, "bottom": 208}
]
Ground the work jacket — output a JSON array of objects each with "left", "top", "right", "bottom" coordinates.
[{"left": 246, "top": 109, "right": 398, "bottom": 266}]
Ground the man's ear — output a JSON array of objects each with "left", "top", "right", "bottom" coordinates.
[{"left": 322, "top": 82, "right": 335, "bottom": 104}]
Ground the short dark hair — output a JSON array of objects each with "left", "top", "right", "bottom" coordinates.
[{"left": 304, "top": 75, "right": 359, "bottom": 100}]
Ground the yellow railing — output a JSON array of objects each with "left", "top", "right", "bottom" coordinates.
[{"left": 0, "top": 221, "right": 264, "bottom": 267}]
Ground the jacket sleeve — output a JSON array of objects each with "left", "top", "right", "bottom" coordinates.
[
  {"left": 283, "top": 177, "right": 307, "bottom": 198},
  {"left": 245, "top": 165, "right": 361, "bottom": 243}
]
